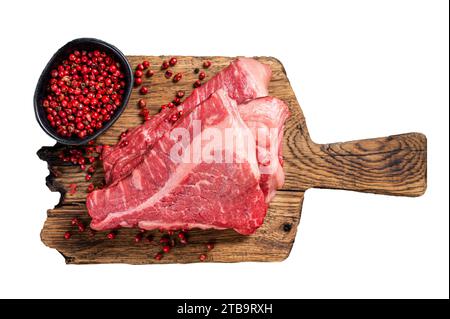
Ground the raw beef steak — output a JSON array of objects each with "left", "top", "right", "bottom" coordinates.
[{"left": 87, "top": 89, "right": 267, "bottom": 235}]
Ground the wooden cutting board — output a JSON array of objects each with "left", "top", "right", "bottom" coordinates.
[{"left": 38, "top": 56, "right": 427, "bottom": 264}]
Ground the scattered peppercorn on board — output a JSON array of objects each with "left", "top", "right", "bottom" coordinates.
[{"left": 38, "top": 56, "right": 427, "bottom": 264}]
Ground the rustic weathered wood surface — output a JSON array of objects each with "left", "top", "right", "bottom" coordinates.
[{"left": 38, "top": 56, "right": 427, "bottom": 264}]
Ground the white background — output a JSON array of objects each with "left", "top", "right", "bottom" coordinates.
[{"left": 0, "top": 0, "right": 448, "bottom": 299}]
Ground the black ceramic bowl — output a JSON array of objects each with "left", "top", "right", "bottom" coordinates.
[{"left": 34, "top": 38, "right": 133, "bottom": 145}]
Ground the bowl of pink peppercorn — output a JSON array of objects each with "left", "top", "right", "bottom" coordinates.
[{"left": 34, "top": 38, "right": 133, "bottom": 145}]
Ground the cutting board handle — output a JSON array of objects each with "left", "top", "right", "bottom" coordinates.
[{"left": 307, "top": 132, "right": 427, "bottom": 196}]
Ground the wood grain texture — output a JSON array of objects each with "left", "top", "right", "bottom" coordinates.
[{"left": 38, "top": 56, "right": 427, "bottom": 264}]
